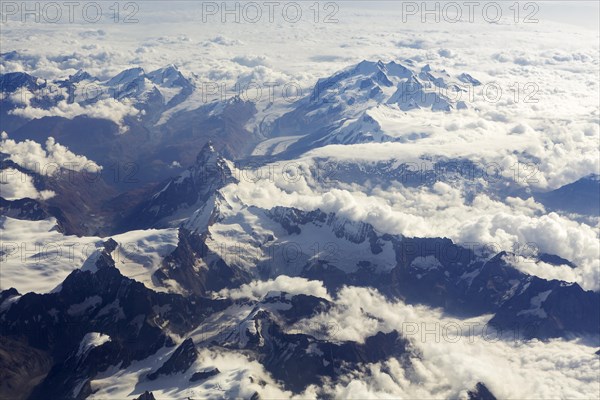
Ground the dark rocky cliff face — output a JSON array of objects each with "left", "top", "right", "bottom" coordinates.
[{"left": 0, "top": 240, "right": 231, "bottom": 400}]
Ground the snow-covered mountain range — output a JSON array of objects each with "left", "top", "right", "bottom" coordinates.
[
  {"left": 265, "top": 60, "right": 475, "bottom": 156},
  {"left": 1, "top": 52, "right": 599, "bottom": 400}
]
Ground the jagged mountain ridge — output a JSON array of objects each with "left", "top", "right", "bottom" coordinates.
[
  {"left": 1, "top": 59, "right": 258, "bottom": 189},
  {"left": 117, "top": 141, "right": 237, "bottom": 231},
  {"left": 110, "top": 145, "right": 600, "bottom": 340},
  {"left": 1, "top": 64, "right": 193, "bottom": 112},
  {"left": 166, "top": 197, "right": 600, "bottom": 339},
  {"left": 269, "top": 59, "right": 476, "bottom": 156},
  {"left": 0, "top": 239, "right": 231, "bottom": 399}
]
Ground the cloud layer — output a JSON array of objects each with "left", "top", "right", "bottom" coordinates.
[{"left": 1, "top": 133, "right": 102, "bottom": 175}]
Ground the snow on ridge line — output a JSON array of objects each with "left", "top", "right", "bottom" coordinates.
[{"left": 77, "top": 332, "right": 111, "bottom": 358}]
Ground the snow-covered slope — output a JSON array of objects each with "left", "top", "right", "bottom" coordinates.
[
  {"left": 0, "top": 64, "right": 195, "bottom": 130},
  {"left": 268, "top": 59, "right": 475, "bottom": 155},
  {"left": 119, "top": 141, "right": 237, "bottom": 231},
  {"left": 0, "top": 216, "right": 178, "bottom": 294}
]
